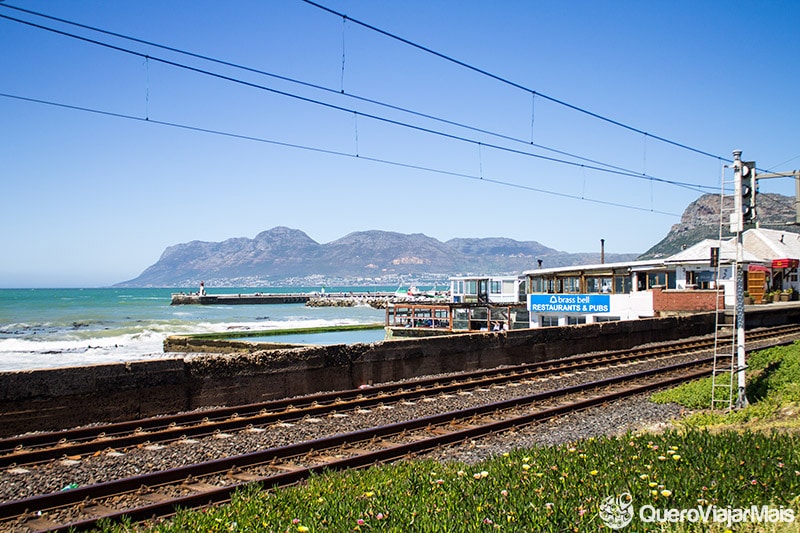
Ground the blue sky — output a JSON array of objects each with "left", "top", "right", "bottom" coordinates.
[{"left": 1, "top": 0, "right": 798, "bottom": 287}]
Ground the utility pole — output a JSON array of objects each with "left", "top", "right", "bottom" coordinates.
[{"left": 730, "top": 150, "right": 749, "bottom": 409}]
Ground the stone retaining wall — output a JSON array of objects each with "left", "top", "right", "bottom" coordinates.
[{"left": 0, "top": 313, "right": 721, "bottom": 437}]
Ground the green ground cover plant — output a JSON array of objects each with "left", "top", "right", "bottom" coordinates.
[{"left": 100, "top": 429, "right": 799, "bottom": 532}]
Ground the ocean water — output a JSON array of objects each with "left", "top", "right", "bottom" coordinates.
[{"left": 0, "top": 287, "right": 390, "bottom": 372}]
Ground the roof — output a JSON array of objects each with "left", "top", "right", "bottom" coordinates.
[
  {"left": 523, "top": 259, "right": 664, "bottom": 277},
  {"left": 663, "top": 238, "right": 765, "bottom": 265},
  {"left": 743, "top": 228, "right": 800, "bottom": 260},
  {"left": 449, "top": 275, "right": 522, "bottom": 281}
]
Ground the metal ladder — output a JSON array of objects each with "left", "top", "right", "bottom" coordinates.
[{"left": 710, "top": 169, "right": 737, "bottom": 411}]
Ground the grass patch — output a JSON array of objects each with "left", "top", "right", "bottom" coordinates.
[{"left": 652, "top": 341, "right": 800, "bottom": 431}]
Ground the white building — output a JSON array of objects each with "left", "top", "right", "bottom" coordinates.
[
  {"left": 664, "top": 238, "right": 765, "bottom": 307},
  {"left": 449, "top": 275, "right": 524, "bottom": 304},
  {"left": 523, "top": 259, "right": 667, "bottom": 327}
]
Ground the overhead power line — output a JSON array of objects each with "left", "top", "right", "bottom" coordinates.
[
  {"left": 0, "top": 10, "right": 712, "bottom": 195},
  {"left": 300, "top": 0, "right": 731, "bottom": 164},
  {"left": 0, "top": 91, "right": 681, "bottom": 217},
  {"left": 0, "top": 3, "right": 716, "bottom": 193}
]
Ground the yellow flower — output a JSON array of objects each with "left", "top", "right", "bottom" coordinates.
[
  {"left": 522, "top": 464, "right": 531, "bottom": 471},
  {"left": 590, "top": 470, "right": 598, "bottom": 476},
  {"left": 651, "top": 490, "right": 658, "bottom": 496},
  {"left": 297, "top": 527, "right": 309, "bottom": 533},
  {"left": 640, "top": 474, "right": 649, "bottom": 480},
  {"left": 661, "top": 489, "right": 672, "bottom": 497},
  {"left": 364, "top": 491, "right": 374, "bottom": 498},
  {"left": 658, "top": 456, "right": 667, "bottom": 461},
  {"left": 649, "top": 482, "right": 657, "bottom": 488},
  {"left": 672, "top": 455, "right": 681, "bottom": 461}
]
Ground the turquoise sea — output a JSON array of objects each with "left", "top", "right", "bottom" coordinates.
[{"left": 0, "top": 287, "right": 392, "bottom": 372}]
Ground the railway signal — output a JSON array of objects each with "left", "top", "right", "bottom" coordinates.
[{"left": 741, "top": 160, "right": 757, "bottom": 224}]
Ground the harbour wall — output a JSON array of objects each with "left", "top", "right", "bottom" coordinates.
[{"left": 0, "top": 312, "right": 730, "bottom": 438}]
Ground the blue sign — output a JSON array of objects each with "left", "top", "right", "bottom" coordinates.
[{"left": 528, "top": 294, "right": 610, "bottom": 314}]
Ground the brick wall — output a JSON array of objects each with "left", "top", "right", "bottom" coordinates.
[{"left": 651, "top": 287, "right": 724, "bottom": 314}]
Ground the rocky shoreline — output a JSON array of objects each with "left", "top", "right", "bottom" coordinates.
[{"left": 305, "top": 296, "right": 391, "bottom": 309}]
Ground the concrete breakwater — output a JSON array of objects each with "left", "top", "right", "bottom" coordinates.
[
  {"left": 0, "top": 313, "right": 719, "bottom": 438},
  {"left": 171, "top": 293, "right": 312, "bottom": 305},
  {"left": 171, "top": 292, "right": 398, "bottom": 307}
]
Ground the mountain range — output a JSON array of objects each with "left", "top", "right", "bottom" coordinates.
[
  {"left": 118, "top": 193, "right": 798, "bottom": 287},
  {"left": 118, "top": 228, "right": 632, "bottom": 288}
]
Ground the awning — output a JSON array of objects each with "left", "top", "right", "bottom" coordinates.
[
  {"left": 749, "top": 264, "right": 771, "bottom": 272},
  {"left": 771, "top": 258, "right": 799, "bottom": 269}
]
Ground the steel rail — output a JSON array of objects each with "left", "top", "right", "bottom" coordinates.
[
  {"left": 0, "top": 356, "right": 717, "bottom": 531},
  {"left": 2, "top": 324, "right": 797, "bottom": 469}
]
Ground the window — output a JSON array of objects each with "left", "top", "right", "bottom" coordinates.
[
  {"left": 490, "top": 280, "right": 502, "bottom": 294},
  {"left": 561, "top": 277, "right": 581, "bottom": 293},
  {"left": 540, "top": 315, "right": 559, "bottom": 327},
  {"left": 465, "top": 280, "right": 477, "bottom": 295},
  {"left": 529, "top": 277, "right": 546, "bottom": 293},
  {"left": 586, "top": 277, "right": 612, "bottom": 293},
  {"left": 453, "top": 308, "right": 470, "bottom": 330},
  {"left": 614, "top": 276, "right": 631, "bottom": 294},
  {"left": 647, "top": 271, "right": 676, "bottom": 289},
  {"left": 511, "top": 310, "right": 530, "bottom": 329},
  {"left": 567, "top": 316, "right": 586, "bottom": 325},
  {"left": 697, "top": 271, "right": 714, "bottom": 290},
  {"left": 595, "top": 316, "right": 620, "bottom": 323}
]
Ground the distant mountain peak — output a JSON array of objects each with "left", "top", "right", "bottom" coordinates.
[{"left": 640, "top": 192, "right": 797, "bottom": 258}]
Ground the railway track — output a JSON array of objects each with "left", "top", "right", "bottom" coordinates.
[
  {"left": 1, "top": 325, "right": 798, "bottom": 532},
  {"left": 2, "top": 358, "right": 715, "bottom": 532},
  {"left": 3, "top": 324, "right": 797, "bottom": 469}
]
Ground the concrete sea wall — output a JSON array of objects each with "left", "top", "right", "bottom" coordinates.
[{"left": 0, "top": 313, "right": 723, "bottom": 438}]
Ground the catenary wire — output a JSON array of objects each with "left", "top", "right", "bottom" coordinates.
[
  {"left": 300, "top": 0, "right": 730, "bottom": 164},
  {"left": 0, "top": 4, "right": 716, "bottom": 194},
  {"left": 0, "top": 92, "right": 681, "bottom": 217}
]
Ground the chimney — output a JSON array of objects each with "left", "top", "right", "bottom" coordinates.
[{"left": 601, "top": 239, "right": 605, "bottom": 264}]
